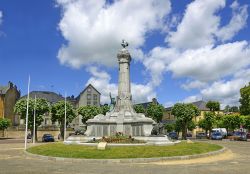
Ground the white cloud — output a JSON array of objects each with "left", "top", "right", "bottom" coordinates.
[
  {"left": 216, "top": 1, "right": 248, "bottom": 42},
  {"left": 86, "top": 66, "right": 156, "bottom": 104},
  {"left": 167, "top": 0, "right": 225, "bottom": 50},
  {"left": 0, "top": 11, "right": 3, "bottom": 25},
  {"left": 201, "top": 68, "right": 250, "bottom": 106},
  {"left": 56, "top": 0, "right": 171, "bottom": 68},
  {"left": 182, "top": 95, "right": 202, "bottom": 104},
  {"left": 168, "top": 41, "right": 250, "bottom": 82},
  {"left": 181, "top": 80, "right": 207, "bottom": 90}
]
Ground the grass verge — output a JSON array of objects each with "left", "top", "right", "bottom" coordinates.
[{"left": 27, "top": 141, "right": 222, "bottom": 159}]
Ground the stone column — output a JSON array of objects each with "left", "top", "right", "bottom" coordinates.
[{"left": 114, "top": 41, "right": 134, "bottom": 113}]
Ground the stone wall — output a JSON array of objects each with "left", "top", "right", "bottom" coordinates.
[{"left": 0, "top": 95, "right": 4, "bottom": 118}]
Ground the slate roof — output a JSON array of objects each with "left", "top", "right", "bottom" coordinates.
[
  {"left": 134, "top": 98, "right": 159, "bottom": 108},
  {"left": 21, "top": 91, "right": 65, "bottom": 104},
  {"left": 165, "top": 100, "right": 210, "bottom": 111}
]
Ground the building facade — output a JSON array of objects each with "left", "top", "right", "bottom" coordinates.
[
  {"left": 0, "top": 82, "right": 20, "bottom": 125},
  {"left": 71, "top": 84, "right": 101, "bottom": 129}
]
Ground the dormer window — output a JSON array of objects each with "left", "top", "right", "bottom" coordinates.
[{"left": 87, "top": 88, "right": 91, "bottom": 92}]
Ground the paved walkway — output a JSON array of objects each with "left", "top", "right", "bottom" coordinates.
[{"left": 0, "top": 140, "right": 249, "bottom": 174}]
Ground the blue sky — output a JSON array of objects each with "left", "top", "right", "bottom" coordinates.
[{"left": 0, "top": 0, "right": 250, "bottom": 107}]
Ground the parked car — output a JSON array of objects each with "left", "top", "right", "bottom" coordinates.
[
  {"left": 247, "top": 132, "right": 250, "bottom": 139},
  {"left": 27, "top": 133, "right": 32, "bottom": 139},
  {"left": 42, "top": 134, "right": 55, "bottom": 142},
  {"left": 186, "top": 132, "right": 192, "bottom": 138},
  {"left": 212, "top": 128, "right": 227, "bottom": 138},
  {"left": 233, "top": 131, "right": 247, "bottom": 141},
  {"left": 211, "top": 132, "right": 223, "bottom": 140},
  {"left": 168, "top": 132, "right": 178, "bottom": 140},
  {"left": 196, "top": 132, "right": 207, "bottom": 139}
]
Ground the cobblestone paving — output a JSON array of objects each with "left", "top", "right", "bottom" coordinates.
[{"left": 0, "top": 139, "right": 249, "bottom": 174}]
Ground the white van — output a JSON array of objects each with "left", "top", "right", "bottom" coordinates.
[{"left": 212, "top": 128, "right": 227, "bottom": 138}]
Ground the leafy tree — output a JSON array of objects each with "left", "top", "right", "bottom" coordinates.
[
  {"left": 165, "top": 123, "right": 175, "bottom": 133},
  {"left": 14, "top": 98, "right": 50, "bottom": 141},
  {"left": 51, "top": 101, "right": 76, "bottom": 140},
  {"left": 0, "top": 118, "right": 11, "bottom": 137},
  {"left": 239, "top": 83, "right": 250, "bottom": 115},
  {"left": 229, "top": 106, "right": 239, "bottom": 112},
  {"left": 134, "top": 104, "right": 146, "bottom": 114},
  {"left": 221, "top": 114, "right": 243, "bottom": 133},
  {"left": 206, "top": 101, "right": 220, "bottom": 112},
  {"left": 187, "top": 120, "right": 196, "bottom": 131},
  {"left": 100, "top": 105, "right": 110, "bottom": 115},
  {"left": 224, "top": 105, "right": 230, "bottom": 112},
  {"left": 146, "top": 103, "right": 165, "bottom": 123},
  {"left": 78, "top": 105, "right": 101, "bottom": 124},
  {"left": 243, "top": 116, "right": 250, "bottom": 131},
  {"left": 171, "top": 103, "right": 200, "bottom": 139},
  {"left": 198, "top": 112, "right": 216, "bottom": 138}
]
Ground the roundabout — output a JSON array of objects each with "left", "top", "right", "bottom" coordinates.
[{"left": 26, "top": 141, "right": 223, "bottom": 162}]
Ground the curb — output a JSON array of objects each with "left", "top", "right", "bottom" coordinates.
[{"left": 24, "top": 146, "right": 227, "bottom": 164}]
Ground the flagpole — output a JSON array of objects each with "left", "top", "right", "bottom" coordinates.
[
  {"left": 33, "top": 95, "right": 36, "bottom": 144},
  {"left": 24, "top": 76, "right": 30, "bottom": 150},
  {"left": 64, "top": 92, "right": 67, "bottom": 142}
]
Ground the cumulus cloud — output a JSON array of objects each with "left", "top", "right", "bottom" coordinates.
[
  {"left": 0, "top": 11, "right": 2, "bottom": 25},
  {"left": 181, "top": 80, "right": 207, "bottom": 90},
  {"left": 86, "top": 66, "right": 156, "bottom": 104},
  {"left": 182, "top": 95, "right": 202, "bottom": 104},
  {"left": 216, "top": 1, "right": 248, "bottom": 42},
  {"left": 56, "top": 0, "right": 171, "bottom": 68},
  {"left": 168, "top": 41, "right": 250, "bottom": 82},
  {"left": 201, "top": 68, "right": 250, "bottom": 106},
  {"left": 167, "top": 0, "right": 225, "bottom": 50}
]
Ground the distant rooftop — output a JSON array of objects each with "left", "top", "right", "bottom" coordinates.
[
  {"left": 165, "top": 100, "right": 210, "bottom": 111},
  {"left": 21, "top": 91, "right": 65, "bottom": 104}
]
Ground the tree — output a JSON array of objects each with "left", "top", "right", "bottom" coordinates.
[
  {"left": 78, "top": 105, "right": 101, "bottom": 124},
  {"left": 171, "top": 103, "right": 200, "bottom": 139},
  {"left": 51, "top": 101, "right": 76, "bottom": 140},
  {"left": 243, "top": 116, "right": 250, "bottom": 131},
  {"left": 134, "top": 104, "right": 145, "bottom": 114},
  {"left": 206, "top": 101, "right": 220, "bottom": 112},
  {"left": 187, "top": 120, "right": 196, "bottom": 131},
  {"left": 14, "top": 98, "right": 50, "bottom": 141},
  {"left": 0, "top": 118, "right": 11, "bottom": 137},
  {"left": 229, "top": 106, "right": 239, "bottom": 112},
  {"left": 165, "top": 123, "right": 175, "bottom": 133},
  {"left": 239, "top": 83, "right": 250, "bottom": 115},
  {"left": 221, "top": 114, "right": 243, "bottom": 133},
  {"left": 198, "top": 112, "right": 216, "bottom": 138},
  {"left": 100, "top": 105, "right": 110, "bottom": 115},
  {"left": 146, "top": 103, "right": 165, "bottom": 123}
]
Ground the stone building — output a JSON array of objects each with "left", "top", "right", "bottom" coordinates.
[
  {"left": 70, "top": 84, "right": 101, "bottom": 129},
  {"left": 0, "top": 82, "right": 20, "bottom": 125}
]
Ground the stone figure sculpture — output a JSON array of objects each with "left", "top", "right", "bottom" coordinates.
[{"left": 109, "top": 92, "right": 116, "bottom": 111}]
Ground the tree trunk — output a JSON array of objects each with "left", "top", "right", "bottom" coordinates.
[
  {"left": 182, "top": 124, "right": 187, "bottom": 140},
  {"left": 209, "top": 128, "right": 212, "bottom": 139},
  {"left": 60, "top": 124, "right": 64, "bottom": 140},
  {"left": 35, "top": 128, "right": 38, "bottom": 141}
]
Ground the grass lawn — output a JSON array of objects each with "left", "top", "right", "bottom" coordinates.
[{"left": 27, "top": 141, "right": 222, "bottom": 159}]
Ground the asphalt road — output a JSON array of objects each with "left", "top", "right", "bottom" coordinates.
[{"left": 0, "top": 140, "right": 249, "bottom": 174}]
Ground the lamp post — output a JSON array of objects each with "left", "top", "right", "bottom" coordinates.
[
  {"left": 33, "top": 95, "right": 36, "bottom": 144},
  {"left": 24, "top": 76, "right": 30, "bottom": 150},
  {"left": 64, "top": 92, "right": 67, "bottom": 142}
]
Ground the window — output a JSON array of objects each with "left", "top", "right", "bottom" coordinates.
[
  {"left": 87, "top": 87, "right": 91, "bottom": 92},
  {"left": 87, "top": 94, "right": 91, "bottom": 100},
  {"left": 93, "top": 101, "right": 98, "bottom": 106},
  {"left": 87, "top": 101, "right": 91, "bottom": 106},
  {"left": 93, "top": 94, "right": 98, "bottom": 100}
]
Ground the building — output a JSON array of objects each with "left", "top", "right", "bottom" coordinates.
[
  {"left": 76, "top": 84, "right": 101, "bottom": 107},
  {"left": 134, "top": 98, "right": 158, "bottom": 109},
  {"left": 71, "top": 84, "right": 101, "bottom": 129},
  {"left": 20, "top": 91, "right": 65, "bottom": 128},
  {"left": 0, "top": 82, "right": 20, "bottom": 125}
]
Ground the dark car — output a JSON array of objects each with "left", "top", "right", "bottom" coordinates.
[
  {"left": 196, "top": 132, "right": 207, "bottom": 139},
  {"left": 42, "top": 134, "right": 55, "bottom": 142},
  {"left": 187, "top": 132, "right": 192, "bottom": 138},
  {"left": 27, "top": 133, "right": 32, "bottom": 139},
  {"left": 233, "top": 131, "right": 247, "bottom": 141},
  {"left": 74, "top": 129, "right": 85, "bottom": 135},
  {"left": 168, "top": 132, "right": 178, "bottom": 140},
  {"left": 247, "top": 132, "right": 250, "bottom": 139},
  {"left": 211, "top": 132, "right": 223, "bottom": 140}
]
